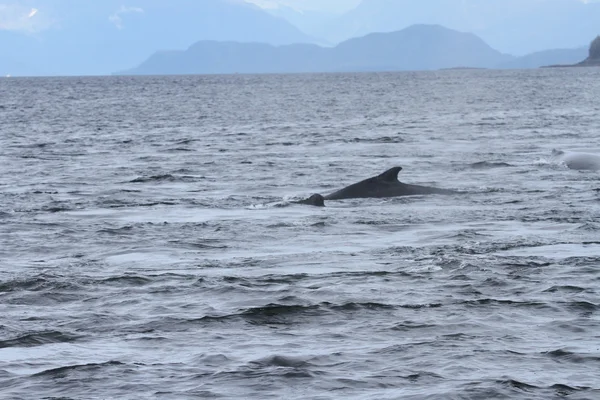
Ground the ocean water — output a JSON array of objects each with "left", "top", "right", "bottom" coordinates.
[{"left": 1, "top": 69, "right": 600, "bottom": 399}]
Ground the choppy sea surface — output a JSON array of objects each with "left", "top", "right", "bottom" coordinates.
[{"left": 1, "top": 69, "right": 600, "bottom": 399}]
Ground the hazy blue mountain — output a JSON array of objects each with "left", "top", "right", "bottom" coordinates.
[
  {"left": 123, "top": 42, "right": 328, "bottom": 75},
  {"left": 499, "top": 47, "right": 588, "bottom": 69},
  {"left": 316, "top": 0, "right": 600, "bottom": 55},
  {"left": 120, "top": 24, "right": 513, "bottom": 75},
  {"left": 0, "top": 0, "right": 317, "bottom": 76},
  {"left": 329, "top": 25, "right": 512, "bottom": 71}
]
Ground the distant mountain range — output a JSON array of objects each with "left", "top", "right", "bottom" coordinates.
[
  {"left": 119, "top": 25, "right": 511, "bottom": 75},
  {"left": 0, "top": 0, "right": 316, "bottom": 76},
  {"left": 299, "top": 0, "right": 600, "bottom": 56},
  {"left": 1, "top": 0, "right": 598, "bottom": 77},
  {"left": 119, "top": 24, "right": 595, "bottom": 76}
]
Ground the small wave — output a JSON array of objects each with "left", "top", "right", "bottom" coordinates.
[
  {"left": 265, "top": 141, "right": 297, "bottom": 146},
  {"left": 32, "top": 361, "right": 124, "bottom": 378},
  {"left": 542, "top": 285, "right": 586, "bottom": 293},
  {"left": 446, "top": 229, "right": 492, "bottom": 240},
  {"left": 174, "top": 138, "right": 200, "bottom": 145},
  {"left": 391, "top": 321, "right": 437, "bottom": 331},
  {"left": 98, "top": 225, "right": 135, "bottom": 235},
  {"left": 213, "top": 355, "right": 317, "bottom": 381},
  {"left": 250, "top": 355, "right": 312, "bottom": 369},
  {"left": 399, "top": 303, "right": 443, "bottom": 309},
  {"left": 469, "top": 161, "right": 513, "bottom": 169},
  {"left": 0, "top": 331, "right": 81, "bottom": 349},
  {"left": 100, "top": 275, "right": 153, "bottom": 286},
  {"left": 0, "top": 277, "right": 80, "bottom": 293},
  {"left": 550, "top": 383, "right": 593, "bottom": 395},
  {"left": 41, "top": 204, "right": 73, "bottom": 213},
  {"left": 561, "top": 301, "right": 598, "bottom": 313},
  {"left": 401, "top": 371, "right": 444, "bottom": 382},
  {"left": 168, "top": 240, "right": 228, "bottom": 250},
  {"left": 499, "top": 379, "right": 540, "bottom": 391},
  {"left": 219, "top": 274, "right": 310, "bottom": 287},
  {"left": 311, "top": 221, "right": 327, "bottom": 227},
  {"left": 192, "top": 353, "right": 231, "bottom": 366},
  {"left": 543, "top": 348, "right": 600, "bottom": 363},
  {"left": 266, "top": 222, "right": 293, "bottom": 228},
  {"left": 346, "top": 136, "right": 405, "bottom": 143},
  {"left": 102, "top": 200, "right": 178, "bottom": 208},
  {"left": 128, "top": 174, "right": 202, "bottom": 183},
  {"left": 458, "top": 379, "right": 594, "bottom": 399},
  {"left": 13, "top": 142, "right": 54, "bottom": 149},
  {"left": 197, "top": 300, "right": 412, "bottom": 326},
  {"left": 354, "top": 219, "right": 395, "bottom": 226},
  {"left": 329, "top": 302, "right": 395, "bottom": 312},
  {"left": 241, "top": 303, "right": 322, "bottom": 325},
  {"left": 576, "top": 222, "right": 600, "bottom": 231},
  {"left": 31, "top": 190, "right": 59, "bottom": 194},
  {"left": 461, "top": 378, "right": 598, "bottom": 399},
  {"left": 461, "top": 298, "right": 550, "bottom": 310}
]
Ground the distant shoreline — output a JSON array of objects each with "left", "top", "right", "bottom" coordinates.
[
  {"left": 542, "top": 58, "right": 600, "bottom": 68},
  {"left": 439, "top": 67, "right": 488, "bottom": 71}
]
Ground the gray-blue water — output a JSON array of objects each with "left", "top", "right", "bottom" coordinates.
[{"left": 1, "top": 69, "right": 600, "bottom": 399}]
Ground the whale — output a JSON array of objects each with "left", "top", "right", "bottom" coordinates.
[
  {"left": 300, "top": 166, "right": 457, "bottom": 206},
  {"left": 295, "top": 193, "right": 325, "bottom": 207},
  {"left": 551, "top": 149, "right": 600, "bottom": 171}
]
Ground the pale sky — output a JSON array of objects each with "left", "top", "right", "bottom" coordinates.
[
  {"left": 246, "top": 0, "right": 598, "bottom": 12},
  {"left": 0, "top": 0, "right": 360, "bottom": 33},
  {"left": 245, "top": 0, "right": 362, "bottom": 13},
  {"left": 0, "top": 3, "right": 50, "bottom": 32},
  {"left": 2, "top": 0, "right": 599, "bottom": 34}
]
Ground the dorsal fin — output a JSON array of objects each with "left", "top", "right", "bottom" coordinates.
[{"left": 377, "top": 167, "right": 402, "bottom": 182}]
